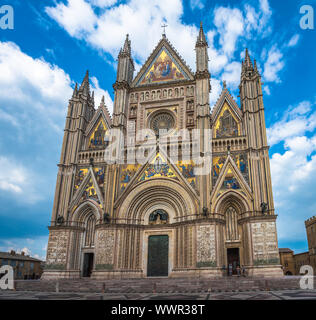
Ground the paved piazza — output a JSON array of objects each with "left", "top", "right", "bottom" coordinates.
[{"left": 1, "top": 289, "right": 316, "bottom": 300}]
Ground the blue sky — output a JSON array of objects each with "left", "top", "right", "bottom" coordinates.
[{"left": 0, "top": 0, "right": 315, "bottom": 260}]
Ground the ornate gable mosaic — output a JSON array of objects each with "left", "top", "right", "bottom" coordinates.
[
  {"left": 139, "top": 48, "right": 188, "bottom": 85},
  {"left": 139, "top": 153, "right": 177, "bottom": 181},
  {"left": 214, "top": 103, "right": 240, "bottom": 138},
  {"left": 88, "top": 118, "right": 108, "bottom": 149}
]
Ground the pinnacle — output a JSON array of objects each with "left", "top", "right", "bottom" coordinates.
[
  {"left": 79, "top": 70, "right": 90, "bottom": 94},
  {"left": 244, "top": 48, "right": 254, "bottom": 70},
  {"left": 196, "top": 21, "right": 207, "bottom": 46},
  {"left": 122, "top": 34, "right": 131, "bottom": 55}
]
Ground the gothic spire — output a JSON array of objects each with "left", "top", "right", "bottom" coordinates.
[
  {"left": 243, "top": 48, "right": 254, "bottom": 71},
  {"left": 196, "top": 21, "right": 207, "bottom": 47},
  {"left": 79, "top": 70, "right": 90, "bottom": 95},
  {"left": 72, "top": 82, "right": 78, "bottom": 97},
  {"left": 121, "top": 34, "right": 131, "bottom": 56}
]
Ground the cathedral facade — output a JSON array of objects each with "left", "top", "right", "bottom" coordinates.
[{"left": 42, "top": 24, "right": 283, "bottom": 279}]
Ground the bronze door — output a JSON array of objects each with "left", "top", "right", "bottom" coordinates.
[
  {"left": 227, "top": 248, "right": 240, "bottom": 275},
  {"left": 147, "top": 235, "right": 169, "bottom": 277}
]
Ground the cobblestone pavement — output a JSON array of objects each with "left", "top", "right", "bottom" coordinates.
[{"left": 1, "top": 289, "right": 316, "bottom": 300}]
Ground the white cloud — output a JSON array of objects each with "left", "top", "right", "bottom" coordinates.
[
  {"left": 267, "top": 101, "right": 315, "bottom": 146},
  {"left": 287, "top": 34, "right": 300, "bottom": 47},
  {"left": 45, "top": 0, "right": 97, "bottom": 38},
  {"left": 90, "top": 76, "right": 113, "bottom": 112},
  {"left": 0, "top": 155, "right": 42, "bottom": 202},
  {"left": 263, "top": 85, "right": 271, "bottom": 95},
  {"left": 221, "top": 61, "right": 241, "bottom": 89},
  {"left": 213, "top": 7, "right": 244, "bottom": 57},
  {"left": 46, "top": 0, "right": 198, "bottom": 69},
  {"left": 0, "top": 236, "right": 48, "bottom": 261},
  {"left": 268, "top": 99, "right": 316, "bottom": 241},
  {"left": 89, "top": 0, "right": 118, "bottom": 7},
  {"left": 190, "top": 0, "right": 204, "bottom": 10},
  {"left": 263, "top": 45, "right": 284, "bottom": 83},
  {"left": 0, "top": 41, "right": 113, "bottom": 203},
  {"left": 210, "top": 78, "right": 222, "bottom": 107}
]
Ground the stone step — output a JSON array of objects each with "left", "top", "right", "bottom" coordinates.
[{"left": 14, "top": 276, "right": 313, "bottom": 293}]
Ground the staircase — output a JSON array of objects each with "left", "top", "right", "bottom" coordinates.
[{"left": 14, "top": 276, "right": 312, "bottom": 293}]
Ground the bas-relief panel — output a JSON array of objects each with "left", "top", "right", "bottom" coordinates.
[
  {"left": 46, "top": 230, "right": 69, "bottom": 266},
  {"left": 95, "top": 229, "right": 115, "bottom": 268},
  {"left": 139, "top": 48, "right": 186, "bottom": 85},
  {"left": 196, "top": 225, "right": 216, "bottom": 266},
  {"left": 251, "top": 222, "right": 279, "bottom": 264}
]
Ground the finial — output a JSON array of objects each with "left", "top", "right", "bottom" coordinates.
[
  {"left": 196, "top": 21, "right": 207, "bottom": 45},
  {"left": 79, "top": 70, "right": 90, "bottom": 94},
  {"left": 223, "top": 80, "right": 227, "bottom": 89},
  {"left": 161, "top": 22, "right": 168, "bottom": 38}
]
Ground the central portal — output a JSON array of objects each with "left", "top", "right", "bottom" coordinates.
[
  {"left": 147, "top": 235, "right": 169, "bottom": 277},
  {"left": 227, "top": 248, "right": 240, "bottom": 275}
]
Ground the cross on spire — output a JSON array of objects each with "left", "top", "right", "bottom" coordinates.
[{"left": 161, "top": 23, "right": 168, "bottom": 37}]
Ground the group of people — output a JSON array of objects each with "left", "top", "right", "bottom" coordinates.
[{"left": 222, "top": 264, "right": 247, "bottom": 277}]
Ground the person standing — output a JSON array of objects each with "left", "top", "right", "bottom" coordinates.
[{"left": 228, "top": 263, "right": 233, "bottom": 276}]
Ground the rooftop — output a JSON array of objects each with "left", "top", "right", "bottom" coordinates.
[
  {"left": 279, "top": 248, "right": 294, "bottom": 253},
  {"left": 0, "top": 250, "right": 42, "bottom": 262}
]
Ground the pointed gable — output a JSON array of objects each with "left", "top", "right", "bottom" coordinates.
[
  {"left": 211, "top": 87, "right": 242, "bottom": 139},
  {"left": 139, "top": 153, "right": 178, "bottom": 181},
  {"left": 211, "top": 155, "right": 252, "bottom": 201},
  {"left": 85, "top": 101, "right": 112, "bottom": 150},
  {"left": 71, "top": 166, "right": 105, "bottom": 211},
  {"left": 133, "top": 37, "right": 194, "bottom": 87}
]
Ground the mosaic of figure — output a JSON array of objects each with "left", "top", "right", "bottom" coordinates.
[
  {"left": 74, "top": 167, "right": 105, "bottom": 194},
  {"left": 120, "top": 164, "right": 140, "bottom": 193},
  {"left": 212, "top": 156, "right": 226, "bottom": 178},
  {"left": 74, "top": 168, "right": 88, "bottom": 192},
  {"left": 81, "top": 178, "right": 99, "bottom": 203},
  {"left": 176, "top": 161, "right": 197, "bottom": 190},
  {"left": 141, "top": 49, "right": 185, "bottom": 84},
  {"left": 89, "top": 119, "right": 108, "bottom": 149},
  {"left": 139, "top": 155, "right": 176, "bottom": 181},
  {"left": 221, "top": 169, "right": 241, "bottom": 191},
  {"left": 212, "top": 153, "right": 249, "bottom": 185},
  {"left": 216, "top": 110, "right": 238, "bottom": 138},
  {"left": 149, "top": 209, "right": 168, "bottom": 224},
  {"left": 94, "top": 167, "right": 105, "bottom": 189}
]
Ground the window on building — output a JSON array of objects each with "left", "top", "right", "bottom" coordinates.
[
  {"left": 10, "top": 260, "right": 16, "bottom": 267},
  {"left": 1, "top": 259, "right": 8, "bottom": 266},
  {"left": 30, "top": 262, "right": 34, "bottom": 270},
  {"left": 19, "top": 261, "right": 24, "bottom": 268}
]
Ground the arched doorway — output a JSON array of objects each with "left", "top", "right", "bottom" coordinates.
[
  {"left": 82, "top": 214, "right": 96, "bottom": 277},
  {"left": 215, "top": 192, "right": 250, "bottom": 275}
]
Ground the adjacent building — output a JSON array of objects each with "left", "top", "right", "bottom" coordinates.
[
  {"left": 0, "top": 250, "right": 43, "bottom": 280},
  {"left": 279, "top": 216, "right": 316, "bottom": 275}
]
